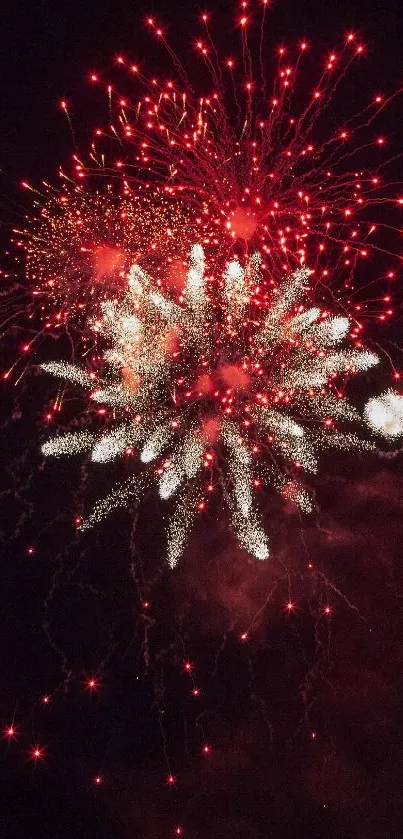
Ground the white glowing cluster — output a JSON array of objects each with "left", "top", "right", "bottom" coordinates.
[
  {"left": 41, "top": 245, "right": 400, "bottom": 568},
  {"left": 364, "top": 390, "right": 403, "bottom": 438}
]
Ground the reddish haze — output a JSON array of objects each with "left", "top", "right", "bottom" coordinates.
[
  {"left": 121, "top": 367, "right": 141, "bottom": 393},
  {"left": 219, "top": 364, "right": 250, "bottom": 391},
  {"left": 201, "top": 417, "right": 221, "bottom": 444},
  {"left": 93, "top": 246, "right": 124, "bottom": 281},
  {"left": 229, "top": 206, "right": 258, "bottom": 240},
  {"left": 195, "top": 373, "right": 214, "bottom": 395}
]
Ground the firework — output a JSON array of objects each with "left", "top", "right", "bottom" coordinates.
[
  {"left": 20, "top": 189, "right": 199, "bottom": 328},
  {"left": 41, "top": 242, "right": 394, "bottom": 566},
  {"left": 75, "top": 11, "right": 402, "bottom": 320},
  {"left": 7, "top": 2, "right": 401, "bottom": 388},
  {"left": 13, "top": 3, "right": 401, "bottom": 564}
]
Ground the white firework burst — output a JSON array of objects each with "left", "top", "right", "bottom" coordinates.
[{"left": 41, "top": 244, "right": 393, "bottom": 567}]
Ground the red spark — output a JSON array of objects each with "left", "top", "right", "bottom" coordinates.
[
  {"left": 30, "top": 745, "right": 45, "bottom": 761},
  {"left": 4, "top": 725, "right": 17, "bottom": 740},
  {"left": 85, "top": 677, "right": 99, "bottom": 692}
]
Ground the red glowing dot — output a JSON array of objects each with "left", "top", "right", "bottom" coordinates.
[
  {"left": 94, "top": 775, "right": 103, "bottom": 785},
  {"left": 183, "top": 661, "right": 193, "bottom": 673},
  {"left": 192, "top": 688, "right": 200, "bottom": 697},
  {"left": 167, "top": 774, "right": 176, "bottom": 785},
  {"left": 310, "top": 731, "right": 317, "bottom": 740},
  {"left": 42, "top": 695, "right": 50, "bottom": 705},
  {"left": 4, "top": 725, "right": 16, "bottom": 739},
  {"left": 202, "top": 744, "right": 211, "bottom": 754},
  {"left": 142, "top": 600, "right": 150, "bottom": 609},
  {"left": 174, "top": 828, "right": 183, "bottom": 837},
  {"left": 26, "top": 546, "right": 35, "bottom": 556},
  {"left": 240, "top": 632, "right": 248, "bottom": 642},
  {"left": 285, "top": 601, "right": 295, "bottom": 612},
  {"left": 30, "top": 746, "right": 44, "bottom": 761},
  {"left": 86, "top": 677, "right": 99, "bottom": 692},
  {"left": 323, "top": 605, "right": 332, "bottom": 616}
]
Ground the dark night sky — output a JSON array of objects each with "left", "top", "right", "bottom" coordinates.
[{"left": 1, "top": 1, "right": 403, "bottom": 838}]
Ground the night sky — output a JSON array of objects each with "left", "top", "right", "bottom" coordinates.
[{"left": 1, "top": 1, "right": 403, "bottom": 837}]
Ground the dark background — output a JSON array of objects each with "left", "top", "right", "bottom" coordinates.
[{"left": 1, "top": 1, "right": 403, "bottom": 838}]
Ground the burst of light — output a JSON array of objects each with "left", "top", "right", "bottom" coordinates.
[
  {"left": 10, "top": 12, "right": 400, "bottom": 361},
  {"left": 12, "top": 4, "right": 398, "bottom": 570},
  {"left": 41, "top": 242, "right": 384, "bottom": 567}
]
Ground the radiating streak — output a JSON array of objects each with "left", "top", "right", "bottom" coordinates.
[
  {"left": 40, "top": 362, "right": 94, "bottom": 389},
  {"left": 41, "top": 430, "right": 96, "bottom": 457}
]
